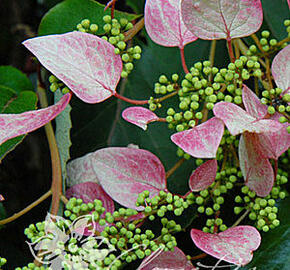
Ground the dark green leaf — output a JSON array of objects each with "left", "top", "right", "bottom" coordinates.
[
  {"left": 0, "top": 66, "right": 33, "bottom": 94},
  {"left": 126, "top": 0, "right": 145, "bottom": 14},
  {"left": 0, "top": 85, "right": 38, "bottom": 161},
  {"left": 243, "top": 197, "right": 290, "bottom": 270},
  {"left": 261, "top": 0, "right": 289, "bottom": 40},
  {"left": 38, "top": 0, "right": 140, "bottom": 36}
]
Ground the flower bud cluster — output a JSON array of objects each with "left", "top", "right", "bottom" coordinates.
[
  {"left": 234, "top": 170, "right": 288, "bottom": 232},
  {"left": 136, "top": 190, "right": 193, "bottom": 219},
  {"left": 192, "top": 167, "right": 242, "bottom": 233}
]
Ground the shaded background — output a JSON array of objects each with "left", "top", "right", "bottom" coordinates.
[{"left": 0, "top": 0, "right": 136, "bottom": 267}]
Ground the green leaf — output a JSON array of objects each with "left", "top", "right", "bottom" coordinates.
[
  {"left": 0, "top": 66, "right": 33, "bottom": 94},
  {"left": 261, "top": 0, "right": 289, "bottom": 40},
  {"left": 243, "top": 197, "right": 290, "bottom": 270},
  {"left": 54, "top": 90, "right": 72, "bottom": 190},
  {"left": 126, "top": 0, "right": 145, "bottom": 14},
  {"left": 38, "top": 0, "right": 140, "bottom": 36},
  {"left": 0, "top": 85, "right": 38, "bottom": 161}
]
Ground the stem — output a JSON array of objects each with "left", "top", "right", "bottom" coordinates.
[
  {"left": 180, "top": 47, "right": 189, "bottom": 74},
  {"left": 265, "top": 57, "right": 274, "bottom": 89},
  {"left": 251, "top": 34, "right": 264, "bottom": 53},
  {"left": 61, "top": 195, "right": 69, "bottom": 204},
  {"left": 209, "top": 40, "right": 217, "bottom": 67},
  {"left": 191, "top": 253, "right": 207, "bottom": 260},
  {"left": 229, "top": 144, "right": 240, "bottom": 167},
  {"left": 155, "top": 90, "right": 178, "bottom": 103},
  {"left": 124, "top": 18, "right": 144, "bottom": 42},
  {"left": 156, "top": 118, "right": 167, "bottom": 123},
  {"left": 227, "top": 39, "right": 235, "bottom": 63},
  {"left": 114, "top": 92, "right": 148, "bottom": 105},
  {"left": 208, "top": 40, "right": 217, "bottom": 82},
  {"left": 104, "top": 0, "right": 118, "bottom": 19},
  {"left": 201, "top": 106, "right": 209, "bottom": 123},
  {"left": 0, "top": 191, "right": 52, "bottom": 225},
  {"left": 37, "top": 86, "right": 63, "bottom": 216},
  {"left": 166, "top": 158, "right": 185, "bottom": 179},
  {"left": 254, "top": 77, "right": 259, "bottom": 96},
  {"left": 274, "top": 159, "right": 278, "bottom": 181},
  {"left": 275, "top": 36, "right": 290, "bottom": 47},
  {"left": 231, "top": 209, "right": 250, "bottom": 227},
  {"left": 233, "top": 40, "right": 240, "bottom": 59}
]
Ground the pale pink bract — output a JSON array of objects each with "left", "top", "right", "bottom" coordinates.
[
  {"left": 271, "top": 44, "right": 290, "bottom": 95},
  {"left": 67, "top": 152, "right": 100, "bottom": 187},
  {"left": 171, "top": 117, "right": 224, "bottom": 158},
  {"left": 0, "top": 93, "right": 71, "bottom": 146},
  {"left": 213, "top": 85, "right": 289, "bottom": 196},
  {"left": 138, "top": 247, "right": 196, "bottom": 270},
  {"left": 122, "top": 106, "right": 159, "bottom": 130},
  {"left": 145, "top": 0, "right": 197, "bottom": 48},
  {"left": 189, "top": 159, "right": 217, "bottom": 192},
  {"left": 23, "top": 32, "right": 122, "bottom": 104},
  {"left": 87, "top": 147, "right": 167, "bottom": 210},
  {"left": 181, "top": 0, "right": 263, "bottom": 40},
  {"left": 191, "top": 226, "right": 261, "bottom": 265}
]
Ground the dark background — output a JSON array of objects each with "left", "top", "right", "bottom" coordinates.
[{"left": 0, "top": 0, "right": 135, "bottom": 267}]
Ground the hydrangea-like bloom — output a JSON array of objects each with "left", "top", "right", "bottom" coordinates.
[{"left": 214, "top": 85, "right": 289, "bottom": 196}]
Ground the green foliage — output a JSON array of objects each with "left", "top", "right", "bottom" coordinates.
[
  {"left": 261, "top": 0, "right": 290, "bottom": 40},
  {"left": 242, "top": 197, "right": 290, "bottom": 270},
  {"left": 38, "top": 0, "right": 140, "bottom": 36},
  {"left": 0, "top": 66, "right": 37, "bottom": 160}
]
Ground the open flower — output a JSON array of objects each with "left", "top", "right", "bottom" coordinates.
[{"left": 213, "top": 85, "right": 288, "bottom": 196}]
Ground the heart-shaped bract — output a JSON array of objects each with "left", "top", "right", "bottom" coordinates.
[
  {"left": 67, "top": 151, "right": 100, "bottom": 187},
  {"left": 181, "top": 0, "right": 263, "bottom": 40},
  {"left": 122, "top": 107, "right": 159, "bottom": 130},
  {"left": 0, "top": 93, "right": 71, "bottom": 145},
  {"left": 23, "top": 32, "right": 122, "bottom": 104},
  {"left": 239, "top": 133, "right": 274, "bottom": 197},
  {"left": 171, "top": 117, "right": 224, "bottom": 158},
  {"left": 138, "top": 247, "right": 196, "bottom": 270},
  {"left": 213, "top": 101, "right": 283, "bottom": 136},
  {"left": 271, "top": 44, "right": 290, "bottom": 93},
  {"left": 145, "top": 0, "right": 197, "bottom": 48},
  {"left": 91, "top": 147, "right": 167, "bottom": 210},
  {"left": 191, "top": 226, "right": 261, "bottom": 265},
  {"left": 189, "top": 159, "right": 217, "bottom": 192}
]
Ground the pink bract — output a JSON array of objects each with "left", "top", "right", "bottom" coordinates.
[
  {"left": 171, "top": 117, "right": 224, "bottom": 158},
  {"left": 23, "top": 32, "right": 122, "bottom": 104},
  {"left": 137, "top": 247, "right": 196, "bottom": 270},
  {"left": 67, "top": 152, "right": 100, "bottom": 187},
  {"left": 271, "top": 44, "right": 290, "bottom": 93},
  {"left": 145, "top": 0, "right": 197, "bottom": 48},
  {"left": 91, "top": 147, "right": 167, "bottom": 210},
  {"left": 189, "top": 160, "right": 217, "bottom": 192},
  {"left": 239, "top": 133, "right": 274, "bottom": 197},
  {"left": 0, "top": 194, "right": 4, "bottom": 201},
  {"left": 122, "top": 106, "right": 159, "bottom": 130},
  {"left": 191, "top": 226, "right": 261, "bottom": 266},
  {"left": 66, "top": 182, "right": 114, "bottom": 212},
  {"left": 66, "top": 182, "right": 115, "bottom": 234},
  {"left": 181, "top": 0, "right": 263, "bottom": 40},
  {"left": 213, "top": 85, "right": 288, "bottom": 196},
  {"left": 0, "top": 93, "right": 71, "bottom": 146},
  {"left": 213, "top": 102, "right": 283, "bottom": 136}
]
